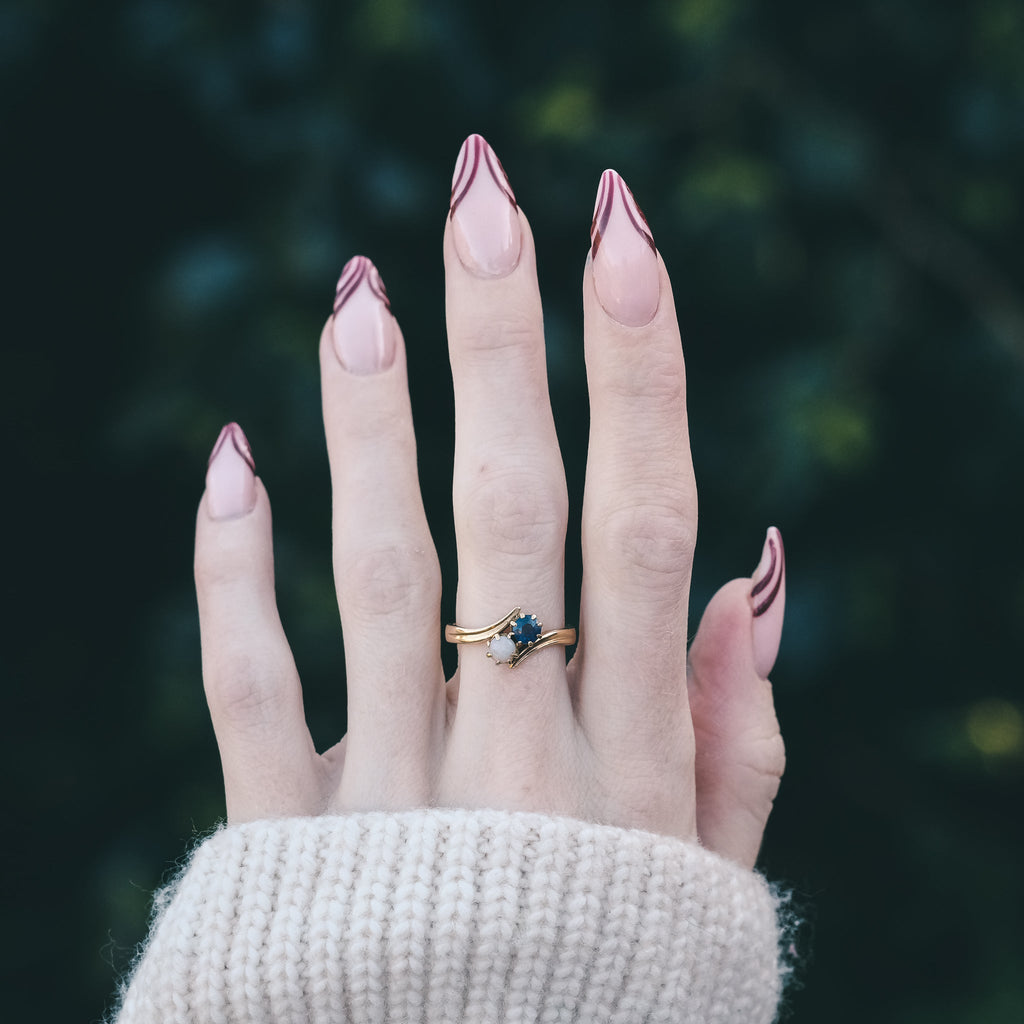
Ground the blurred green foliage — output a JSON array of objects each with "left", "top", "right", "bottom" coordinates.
[{"left": 3, "top": 0, "right": 1023, "bottom": 1020}]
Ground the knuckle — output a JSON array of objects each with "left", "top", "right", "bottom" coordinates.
[
  {"left": 590, "top": 501, "right": 697, "bottom": 590},
  {"left": 194, "top": 545, "right": 250, "bottom": 593},
  {"left": 205, "top": 649, "right": 286, "bottom": 730},
  {"left": 748, "top": 730, "right": 787, "bottom": 785},
  {"left": 457, "top": 311, "right": 539, "bottom": 359},
  {"left": 343, "top": 401, "right": 408, "bottom": 444},
  {"left": 458, "top": 466, "right": 568, "bottom": 557},
  {"left": 605, "top": 347, "right": 686, "bottom": 405},
  {"left": 337, "top": 541, "right": 441, "bottom": 625},
  {"left": 596, "top": 754, "right": 696, "bottom": 832}
]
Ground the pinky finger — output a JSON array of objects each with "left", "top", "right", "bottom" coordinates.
[{"left": 194, "top": 424, "right": 324, "bottom": 822}]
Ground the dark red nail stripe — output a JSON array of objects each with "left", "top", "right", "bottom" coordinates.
[
  {"left": 590, "top": 169, "right": 656, "bottom": 258},
  {"left": 208, "top": 422, "right": 255, "bottom": 473},
  {"left": 334, "top": 255, "right": 389, "bottom": 315},
  {"left": 450, "top": 134, "right": 516, "bottom": 217},
  {"left": 751, "top": 531, "right": 785, "bottom": 617}
]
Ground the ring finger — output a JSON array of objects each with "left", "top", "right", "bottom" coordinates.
[{"left": 443, "top": 136, "right": 573, "bottom": 788}]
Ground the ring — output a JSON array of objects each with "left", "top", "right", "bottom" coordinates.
[{"left": 445, "top": 608, "right": 577, "bottom": 669}]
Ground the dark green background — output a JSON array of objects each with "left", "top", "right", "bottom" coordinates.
[{"left": 4, "top": 0, "right": 1023, "bottom": 1020}]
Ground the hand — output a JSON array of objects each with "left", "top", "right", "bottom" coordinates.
[{"left": 194, "top": 135, "right": 786, "bottom": 870}]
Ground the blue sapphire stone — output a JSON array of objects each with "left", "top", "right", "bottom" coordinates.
[{"left": 512, "top": 614, "right": 541, "bottom": 645}]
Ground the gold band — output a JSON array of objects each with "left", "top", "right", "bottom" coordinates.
[
  {"left": 445, "top": 607, "right": 577, "bottom": 669},
  {"left": 444, "top": 607, "right": 521, "bottom": 645}
]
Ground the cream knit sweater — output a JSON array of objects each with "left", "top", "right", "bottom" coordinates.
[{"left": 111, "top": 808, "right": 785, "bottom": 1023}]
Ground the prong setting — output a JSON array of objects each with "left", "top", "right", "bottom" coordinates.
[{"left": 446, "top": 607, "right": 576, "bottom": 669}]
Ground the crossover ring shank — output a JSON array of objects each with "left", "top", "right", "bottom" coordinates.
[{"left": 445, "top": 607, "right": 576, "bottom": 669}]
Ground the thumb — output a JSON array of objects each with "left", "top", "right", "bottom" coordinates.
[{"left": 687, "top": 528, "right": 786, "bottom": 868}]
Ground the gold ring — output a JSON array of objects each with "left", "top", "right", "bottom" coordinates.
[{"left": 445, "top": 608, "right": 577, "bottom": 669}]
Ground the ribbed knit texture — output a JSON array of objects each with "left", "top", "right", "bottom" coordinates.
[{"left": 111, "top": 809, "right": 783, "bottom": 1024}]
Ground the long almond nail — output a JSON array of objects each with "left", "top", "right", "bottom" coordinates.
[
  {"left": 590, "top": 169, "right": 660, "bottom": 327},
  {"left": 449, "top": 134, "right": 521, "bottom": 278},
  {"left": 750, "top": 526, "right": 786, "bottom": 679},
  {"left": 332, "top": 256, "right": 396, "bottom": 374},
  {"left": 206, "top": 423, "right": 256, "bottom": 520}
]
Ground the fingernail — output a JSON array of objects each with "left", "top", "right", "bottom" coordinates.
[
  {"left": 331, "top": 256, "right": 396, "bottom": 374},
  {"left": 750, "top": 526, "right": 786, "bottom": 679},
  {"left": 590, "top": 169, "right": 660, "bottom": 327},
  {"left": 206, "top": 423, "right": 257, "bottom": 520},
  {"left": 449, "top": 133, "right": 521, "bottom": 278}
]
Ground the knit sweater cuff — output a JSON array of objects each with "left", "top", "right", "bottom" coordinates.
[{"left": 112, "top": 809, "right": 784, "bottom": 1024}]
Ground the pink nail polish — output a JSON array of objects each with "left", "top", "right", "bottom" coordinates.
[
  {"left": 750, "top": 527, "right": 786, "bottom": 679},
  {"left": 206, "top": 423, "right": 257, "bottom": 520},
  {"left": 331, "top": 256, "right": 397, "bottom": 374},
  {"left": 590, "top": 169, "right": 660, "bottom": 327},
  {"left": 449, "top": 134, "right": 521, "bottom": 278}
]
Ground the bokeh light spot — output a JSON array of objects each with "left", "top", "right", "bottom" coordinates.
[
  {"left": 668, "top": 0, "right": 742, "bottom": 41},
  {"left": 967, "top": 699, "right": 1024, "bottom": 757},
  {"left": 684, "top": 152, "right": 777, "bottom": 211},
  {"left": 792, "top": 397, "right": 874, "bottom": 472},
  {"left": 355, "top": 0, "right": 421, "bottom": 52},
  {"left": 529, "top": 82, "right": 596, "bottom": 143}
]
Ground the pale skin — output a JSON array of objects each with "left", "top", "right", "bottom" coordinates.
[{"left": 194, "top": 138, "right": 786, "bottom": 872}]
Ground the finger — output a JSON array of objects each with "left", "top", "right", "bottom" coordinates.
[
  {"left": 195, "top": 424, "right": 323, "bottom": 822},
  {"left": 688, "top": 528, "right": 787, "bottom": 868},
  {"left": 322, "top": 257, "right": 445, "bottom": 811},
  {"left": 443, "top": 135, "right": 573, "bottom": 756},
  {"left": 576, "top": 171, "right": 698, "bottom": 796}
]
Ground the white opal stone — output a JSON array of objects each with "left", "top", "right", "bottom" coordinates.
[{"left": 488, "top": 635, "right": 516, "bottom": 664}]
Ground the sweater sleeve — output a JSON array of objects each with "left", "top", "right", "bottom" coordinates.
[{"left": 110, "top": 808, "right": 786, "bottom": 1024}]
